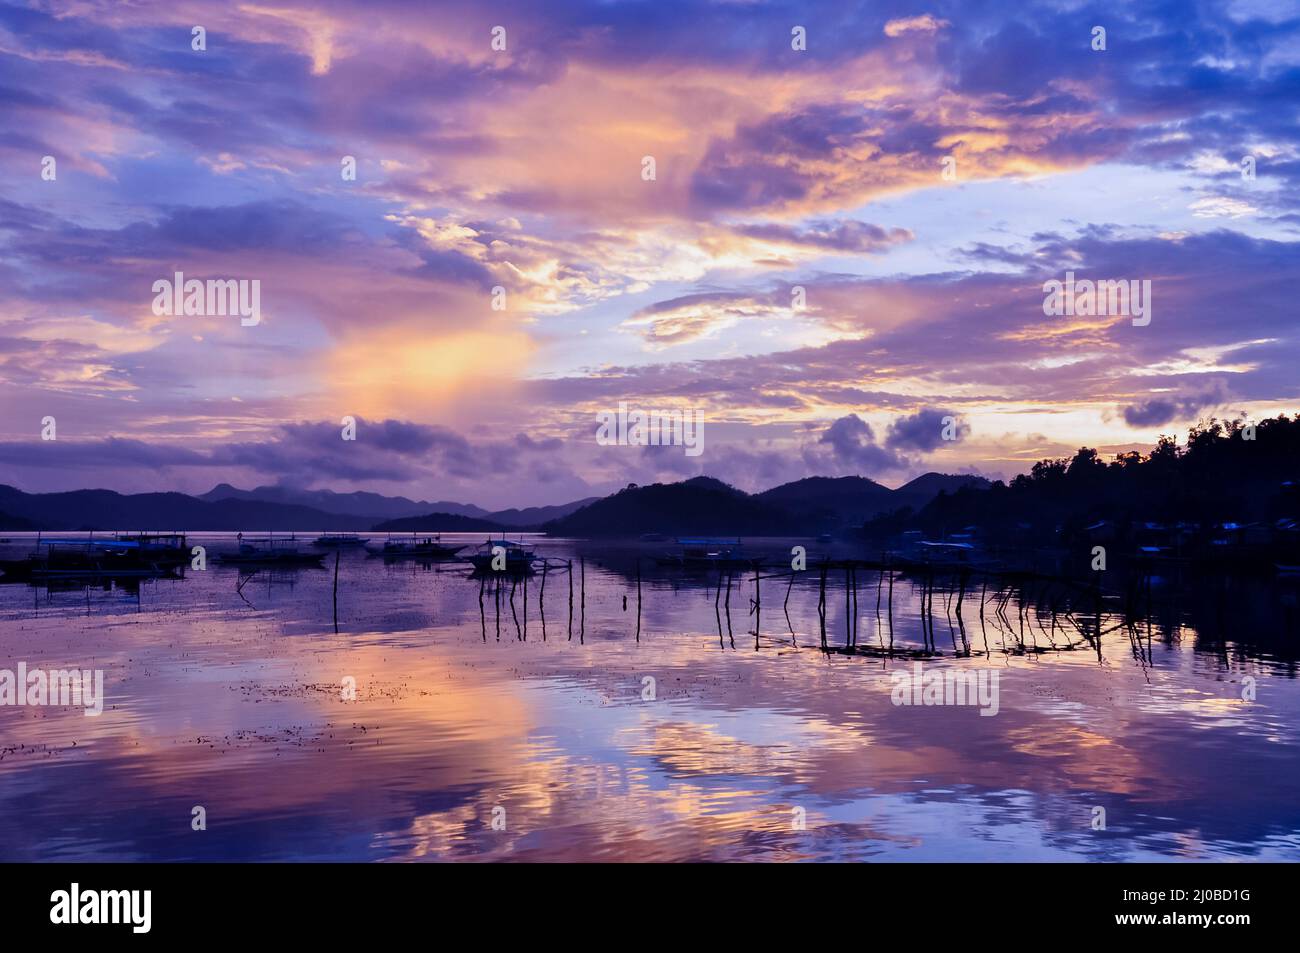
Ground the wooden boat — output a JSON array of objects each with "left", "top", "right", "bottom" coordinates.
[
  {"left": 369, "top": 534, "right": 465, "bottom": 560},
  {"left": 312, "top": 533, "right": 370, "bottom": 548},
  {"left": 654, "top": 538, "right": 762, "bottom": 570},
  {"left": 0, "top": 538, "right": 179, "bottom": 581},
  {"left": 216, "top": 536, "right": 325, "bottom": 567},
  {"left": 890, "top": 540, "right": 1003, "bottom": 572},
  {"left": 113, "top": 532, "right": 189, "bottom": 561},
  {"left": 466, "top": 538, "right": 538, "bottom": 573}
]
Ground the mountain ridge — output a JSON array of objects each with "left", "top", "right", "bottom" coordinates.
[
  {"left": 540, "top": 473, "right": 989, "bottom": 537},
  {"left": 0, "top": 473, "right": 985, "bottom": 534}
]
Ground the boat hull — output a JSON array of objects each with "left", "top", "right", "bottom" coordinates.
[
  {"left": 0, "top": 554, "right": 178, "bottom": 581},
  {"left": 215, "top": 553, "right": 325, "bottom": 567},
  {"left": 371, "top": 541, "right": 465, "bottom": 560},
  {"left": 655, "top": 555, "right": 764, "bottom": 570},
  {"left": 467, "top": 554, "right": 536, "bottom": 574}
]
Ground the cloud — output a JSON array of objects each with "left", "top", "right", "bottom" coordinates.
[
  {"left": 0, "top": 437, "right": 209, "bottom": 470},
  {"left": 884, "top": 15, "right": 950, "bottom": 38},
  {"left": 811, "top": 414, "right": 906, "bottom": 476},
  {"left": 1120, "top": 383, "right": 1231, "bottom": 428},
  {"left": 731, "top": 220, "right": 913, "bottom": 254},
  {"left": 1189, "top": 196, "right": 1257, "bottom": 218},
  {"left": 886, "top": 409, "right": 969, "bottom": 452},
  {"left": 622, "top": 292, "right": 782, "bottom": 346},
  {"left": 0, "top": 418, "right": 576, "bottom": 491}
]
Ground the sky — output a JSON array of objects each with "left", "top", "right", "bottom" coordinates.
[{"left": 0, "top": 0, "right": 1297, "bottom": 509}]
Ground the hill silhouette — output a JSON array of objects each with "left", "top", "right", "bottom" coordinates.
[
  {"left": 863, "top": 416, "right": 1300, "bottom": 555},
  {"left": 544, "top": 476, "right": 799, "bottom": 536},
  {"left": 371, "top": 513, "right": 505, "bottom": 533},
  {"left": 543, "top": 473, "right": 986, "bottom": 537},
  {"left": 0, "top": 470, "right": 999, "bottom": 536},
  {"left": 0, "top": 485, "right": 374, "bottom": 531}
]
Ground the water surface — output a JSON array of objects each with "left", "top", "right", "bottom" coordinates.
[{"left": 1, "top": 534, "right": 1297, "bottom": 861}]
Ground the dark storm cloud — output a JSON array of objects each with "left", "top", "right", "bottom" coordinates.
[
  {"left": 814, "top": 414, "right": 906, "bottom": 474},
  {"left": 1120, "top": 382, "right": 1233, "bottom": 428},
  {"left": 886, "top": 408, "right": 969, "bottom": 452}
]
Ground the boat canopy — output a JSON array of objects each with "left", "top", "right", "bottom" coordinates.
[{"left": 37, "top": 538, "right": 144, "bottom": 549}]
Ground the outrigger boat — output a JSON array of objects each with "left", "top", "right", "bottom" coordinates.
[
  {"left": 466, "top": 537, "right": 538, "bottom": 574},
  {"left": 654, "top": 538, "right": 762, "bottom": 570},
  {"left": 216, "top": 535, "right": 326, "bottom": 567},
  {"left": 312, "top": 533, "right": 370, "bottom": 548},
  {"left": 0, "top": 537, "right": 181, "bottom": 581},
  {"left": 901, "top": 540, "right": 1001, "bottom": 570},
  {"left": 112, "top": 532, "right": 189, "bottom": 562},
  {"left": 368, "top": 533, "right": 465, "bottom": 561}
]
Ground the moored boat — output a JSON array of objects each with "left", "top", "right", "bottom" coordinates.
[
  {"left": 0, "top": 538, "right": 180, "bottom": 581},
  {"left": 654, "top": 538, "right": 761, "bottom": 570},
  {"left": 113, "top": 532, "right": 189, "bottom": 562},
  {"left": 216, "top": 536, "right": 326, "bottom": 567},
  {"left": 466, "top": 538, "right": 538, "bottom": 573},
  {"left": 312, "top": 533, "right": 370, "bottom": 548},
  {"left": 369, "top": 534, "right": 465, "bottom": 560}
]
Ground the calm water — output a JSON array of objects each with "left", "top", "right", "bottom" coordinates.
[{"left": 1, "top": 534, "right": 1298, "bottom": 862}]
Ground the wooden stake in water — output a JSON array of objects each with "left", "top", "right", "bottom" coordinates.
[
  {"left": 715, "top": 567, "right": 725, "bottom": 649},
  {"left": 845, "top": 567, "right": 852, "bottom": 648},
  {"left": 332, "top": 550, "right": 340, "bottom": 632},
  {"left": 887, "top": 565, "right": 894, "bottom": 651},
  {"left": 510, "top": 575, "right": 521, "bottom": 640},
  {"left": 818, "top": 564, "right": 827, "bottom": 648},
  {"left": 479, "top": 573, "right": 486, "bottom": 642},
  {"left": 851, "top": 566, "right": 858, "bottom": 647},
  {"left": 873, "top": 553, "right": 883, "bottom": 642},
  {"left": 539, "top": 561, "right": 548, "bottom": 641},
  {"left": 724, "top": 572, "right": 734, "bottom": 648}
]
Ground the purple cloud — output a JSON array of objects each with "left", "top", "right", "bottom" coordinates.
[{"left": 887, "top": 409, "right": 969, "bottom": 452}]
